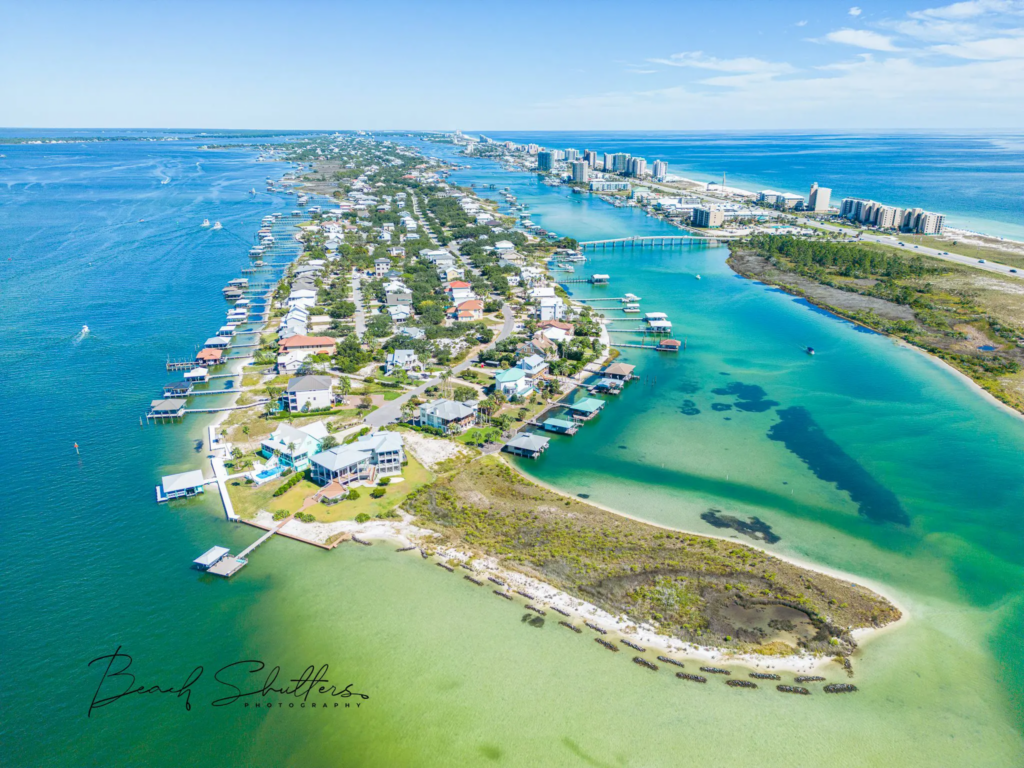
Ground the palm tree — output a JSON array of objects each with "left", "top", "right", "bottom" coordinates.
[{"left": 440, "top": 367, "right": 453, "bottom": 399}]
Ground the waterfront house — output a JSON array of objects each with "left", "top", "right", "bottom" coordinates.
[
  {"left": 260, "top": 421, "right": 328, "bottom": 470},
  {"left": 419, "top": 399, "right": 478, "bottom": 433},
  {"left": 278, "top": 335, "right": 337, "bottom": 355},
  {"left": 157, "top": 469, "right": 207, "bottom": 503},
  {"left": 517, "top": 354, "right": 548, "bottom": 377},
  {"left": 530, "top": 286, "right": 557, "bottom": 300},
  {"left": 568, "top": 397, "right": 605, "bottom": 421},
  {"left": 493, "top": 367, "right": 534, "bottom": 399},
  {"left": 603, "top": 362, "right": 635, "bottom": 380},
  {"left": 309, "top": 445, "right": 372, "bottom": 489},
  {"left": 286, "top": 375, "right": 333, "bottom": 412},
  {"left": 503, "top": 432, "right": 550, "bottom": 459},
  {"left": 386, "top": 349, "right": 421, "bottom": 376}
]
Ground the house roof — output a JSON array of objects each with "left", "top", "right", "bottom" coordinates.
[
  {"left": 569, "top": 397, "right": 605, "bottom": 414},
  {"left": 194, "top": 546, "right": 230, "bottom": 567},
  {"left": 278, "top": 335, "right": 336, "bottom": 350},
  {"left": 355, "top": 431, "right": 404, "bottom": 454},
  {"left": 543, "top": 418, "right": 576, "bottom": 430},
  {"left": 422, "top": 398, "right": 475, "bottom": 421},
  {"left": 162, "top": 469, "right": 206, "bottom": 493},
  {"left": 287, "top": 375, "right": 333, "bottom": 394},
  {"left": 495, "top": 367, "right": 527, "bottom": 383},
  {"left": 196, "top": 349, "right": 223, "bottom": 362},
  {"left": 506, "top": 433, "right": 549, "bottom": 451},
  {"left": 448, "top": 281, "right": 472, "bottom": 289},
  {"left": 457, "top": 299, "right": 483, "bottom": 310},
  {"left": 520, "top": 354, "right": 546, "bottom": 368},
  {"left": 310, "top": 445, "right": 370, "bottom": 472},
  {"left": 605, "top": 363, "right": 635, "bottom": 376},
  {"left": 150, "top": 399, "right": 186, "bottom": 411},
  {"left": 538, "top": 320, "right": 572, "bottom": 331}
]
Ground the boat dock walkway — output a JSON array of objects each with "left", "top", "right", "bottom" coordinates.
[
  {"left": 185, "top": 398, "right": 269, "bottom": 414},
  {"left": 210, "top": 456, "right": 240, "bottom": 522}
]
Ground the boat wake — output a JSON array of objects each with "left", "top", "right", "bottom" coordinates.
[{"left": 73, "top": 325, "right": 90, "bottom": 345}]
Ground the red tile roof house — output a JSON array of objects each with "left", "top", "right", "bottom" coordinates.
[
  {"left": 538, "top": 320, "right": 574, "bottom": 336},
  {"left": 447, "top": 299, "right": 484, "bottom": 321},
  {"left": 277, "top": 335, "right": 337, "bottom": 354}
]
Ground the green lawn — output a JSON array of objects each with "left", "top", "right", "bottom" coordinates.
[
  {"left": 226, "top": 475, "right": 321, "bottom": 520},
  {"left": 457, "top": 427, "right": 502, "bottom": 445},
  {"left": 315, "top": 454, "right": 435, "bottom": 522}
]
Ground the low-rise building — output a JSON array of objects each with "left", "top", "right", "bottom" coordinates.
[
  {"left": 494, "top": 367, "right": 534, "bottom": 399},
  {"left": 286, "top": 375, "right": 333, "bottom": 412},
  {"left": 449, "top": 299, "right": 484, "bottom": 321},
  {"left": 419, "top": 399, "right": 478, "bottom": 433},
  {"left": 309, "top": 431, "right": 405, "bottom": 487},
  {"left": 386, "top": 349, "right": 421, "bottom": 375},
  {"left": 260, "top": 421, "right": 329, "bottom": 470}
]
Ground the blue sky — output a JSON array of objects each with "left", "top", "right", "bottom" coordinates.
[{"left": 2, "top": 0, "right": 1023, "bottom": 129}]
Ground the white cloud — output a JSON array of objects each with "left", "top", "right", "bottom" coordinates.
[
  {"left": 909, "top": 0, "right": 1017, "bottom": 20},
  {"left": 647, "top": 51, "right": 795, "bottom": 75},
  {"left": 849, "top": 6, "right": 863, "bottom": 16},
  {"left": 796, "top": 20, "right": 808, "bottom": 26},
  {"left": 825, "top": 28, "right": 901, "bottom": 50},
  {"left": 627, "top": 69, "right": 658, "bottom": 74},
  {"left": 933, "top": 33, "right": 1024, "bottom": 57}
]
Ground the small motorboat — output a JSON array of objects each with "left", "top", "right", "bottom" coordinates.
[
  {"left": 695, "top": 274, "right": 701, "bottom": 280},
  {"left": 201, "top": 218, "right": 210, "bottom": 227},
  {"left": 212, "top": 222, "right": 222, "bottom": 230},
  {"left": 80, "top": 324, "right": 90, "bottom": 335},
  {"left": 806, "top": 346, "right": 815, "bottom": 356}
]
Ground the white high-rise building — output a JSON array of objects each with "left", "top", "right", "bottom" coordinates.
[
  {"left": 916, "top": 212, "right": 945, "bottom": 234},
  {"left": 603, "top": 153, "right": 614, "bottom": 171},
  {"left": 584, "top": 150, "right": 599, "bottom": 168},
  {"left": 629, "top": 157, "right": 648, "bottom": 177},
  {"left": 808, "top": 182, "right": 832, "bottom": 212},
  {"left": 571, "top": 161, "right": 589, "bottom": 183},
  {"left": 565, "top": 149, "right": 579, "bottom": 162},
  {"left": 652, "top": 160, "right": 668, "bottom": 181}
]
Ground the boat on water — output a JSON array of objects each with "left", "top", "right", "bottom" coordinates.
[
  {"left": 695, "top": 274, "right": 701, "bottom": 280},
  {"left": 212, "top": 221, "right": 222, "bottom": 230},
  {"left": 249, "top": 188, "right": 256, "bottom": 195},
  {"left": 201, "top": 218, "right": 210, "bottom": 228},
  {"left": 81, "top": 324, "right": 90, "bottom": 335},
  {"left": 806, "top": 346, "right": 815, "bottom": 356}
]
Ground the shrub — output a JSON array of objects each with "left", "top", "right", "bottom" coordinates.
[
  {"left": 378, "top": 477, "right": 391, "bottom": 486},
  {"left": 370, "top": 487, "right": 386, "bottom": 498},
  {"left": 272, "top": 510, "right": 290, "bottom": 521},
  {"left": 348, "top": 488, "right": 361, "bottom": 501},
  {"left": 355, "top": 513, "right": 371, "bottom": 523},
  {"left": 272, "top": 472, "right": 303, "bottom": 497}
]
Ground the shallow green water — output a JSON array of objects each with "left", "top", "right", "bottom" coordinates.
[{"left": 3, "top": 138, "right": 1023, "bottom": 767}]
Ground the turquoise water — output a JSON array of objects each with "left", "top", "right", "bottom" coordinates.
[
  {"left": 3, "top": 135, "right": 1024, "bottom": 766},
  {"left": 472, "top": 131, "right": 1024, "bottom": 241}
]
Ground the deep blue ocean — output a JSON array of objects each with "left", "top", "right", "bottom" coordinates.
[{"left": 473, "top": 131, "right": 1024, "bottom": 240}]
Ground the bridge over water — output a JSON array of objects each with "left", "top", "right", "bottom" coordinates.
[{"left": 579, "top": 235, "right": 728, "bottom": 251}]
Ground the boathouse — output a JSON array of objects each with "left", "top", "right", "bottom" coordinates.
[
  {"left": 184, "top": 367, "right": 209, "bottom": 383},
  {"left": 157, "top": 469, "right": 207, "bottom": 502},
  {"left": 196, "top": 348, "right": 224, "bottom": 366},
  {"left": 591, "top": 378, "right": 623, "bottom": 394},
  {"left": 603, "top": 362, "right": 635, "bottom": 380},
  {"left": 193, "top": 546, "right": 230, "bottom": 571},
  {"left": 590, "top": 274, "right": 610, "bottom": 284},
  {"left": 204, "top": 336, "right": 230, "bottom": 350},
  {"left": 541, "top": 418, "right": 578, "bottom": 435},
  {"left": 163, "top": 382, "right": 193, "bottom": 398},
  {"left": 147, "top": 398, "right": 186, "bottom": 421},
  {"left": 503, "top": 432, "right": 550, "bottom": 459},
  {"left": 657, "top": 339, "right": 682, "bottom": 352},
  {"left": 568, "top": 397, "right": 606, "bottom": 421}
]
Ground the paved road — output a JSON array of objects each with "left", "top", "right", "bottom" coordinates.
[
  {"left": 794, "top": 218, "right": 1023, "bottom": 279},
  {"left": 351, "top": 271, "right": 366, "bottom": 337},
  {"left": 363, "top": 303, "right": 515, "bottom": 429}
]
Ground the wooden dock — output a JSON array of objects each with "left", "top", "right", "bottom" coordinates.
[{"left": 185, "top": 398, "right": 269, "bottom": 414}]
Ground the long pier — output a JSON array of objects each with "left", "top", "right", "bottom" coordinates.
[
  {"left": 185, "top": 398, "right": 269, "bottom": 414},
  {"left": 579, "top": 235, "right": 715, "bottom": 250}
]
